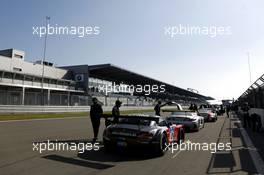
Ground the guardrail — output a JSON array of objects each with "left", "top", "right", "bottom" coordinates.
[{"left": 0, "top": 105, "right": 90, "bottom": 113}]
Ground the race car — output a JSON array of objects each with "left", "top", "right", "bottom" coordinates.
[
  {"left": 198, "top": 108, "right": 217, "bottom": 122},
  {"left": 166, "top": 110, "right": 204, "bottom": 131},
  {"left": 102, "top": 114, "right": 185, "bottom": 156}
]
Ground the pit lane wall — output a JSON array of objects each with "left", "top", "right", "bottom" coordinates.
[{"left": 0, "top": 105, "right": 179, "bottom": 113}]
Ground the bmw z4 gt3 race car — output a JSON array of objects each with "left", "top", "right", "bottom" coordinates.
[{"left": 102, "top": 114, "right": 185, "bottom": 156}]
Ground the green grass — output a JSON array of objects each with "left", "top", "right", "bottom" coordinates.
[
  {"left": 0, "top": 112, "right": 88, "bottom": 121},
  {"left": 0, "top": 109, "right": 155, "bottom": 121}
]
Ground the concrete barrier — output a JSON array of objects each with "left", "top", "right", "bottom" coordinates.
[
  {"left": 0, "top": 105, "right": 90, "bottom": 113},
  {"left": 0, "top": 105, "right": 179, "bottom": 114}
]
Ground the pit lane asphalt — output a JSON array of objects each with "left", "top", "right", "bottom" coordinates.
[{"left": 0, "top": 113, "right": 256, "bottom": 175}]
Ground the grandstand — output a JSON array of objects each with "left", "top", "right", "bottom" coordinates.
[{"left": 0, "top": 48, "right": 213, "bottom": 107}]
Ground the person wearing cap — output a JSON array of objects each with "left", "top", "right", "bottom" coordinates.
[
  {"left": 90, "top": 97, "right": 103, "bottom": 142},
  {"left": 112, "top": 100, "right": 122, "bottom": 123}
]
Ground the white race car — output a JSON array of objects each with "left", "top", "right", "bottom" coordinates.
[
  {"left": 198, "top": 108, "right": 217, "bottom": 122},
  {"left": 166, "top": 111, "right": 204, "bottom": 131}
]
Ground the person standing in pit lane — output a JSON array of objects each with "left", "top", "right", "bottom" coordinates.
[
  {"left": 112, "top": 100, "right": 122, "bottom": 123},
  {"left": 90, "top": 98, "right": 103, "bottom": 143},
  {"left": 242, "top": 103, "right": 251, "bottom": 128},
  {"left": 154, "top": 100, "right": 168, "bottom": 116},
  {"left": 189, "top": 104, "right": 194, "bottom": 111},
  {"left": 193, "top": 104, "right": 198, "bottom": 112},
  {"left": 226, "top": 105, "right": 231, "bottom": 118},
  {"left": 251, "top": 113, "right": 262, "bottom": 132}
]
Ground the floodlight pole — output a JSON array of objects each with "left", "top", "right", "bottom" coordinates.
[
  {"left": 41, "top": 16, "right": 50, "bottom": 105},
  {"left": 247, "top": 52, "right": 252, "bottom": 85}
]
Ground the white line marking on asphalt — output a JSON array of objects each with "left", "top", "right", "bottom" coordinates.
[
  {"left": 0, "top": 116, "right": 87, "bottom": 123},
  {"left": 172, "top": 150, "right": 181, "bottom": 158}
]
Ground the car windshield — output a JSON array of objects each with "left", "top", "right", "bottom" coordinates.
[
  {"left": 171, "top": 111, "right": 192, "bottom": 116},
  {"left": 119, "top": 118, "right": 151, "bottom": 126},
  {"left": 199, "top": 109, "right": 211, "bottom": 113},
  {"left": 167, "top": 117, "right": 185, "bottom": 122}
]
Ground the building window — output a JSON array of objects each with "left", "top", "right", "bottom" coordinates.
[{"left": 3, "top": 72, "right": 13, "bottom": 79}]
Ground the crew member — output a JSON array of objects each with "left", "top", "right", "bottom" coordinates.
[
  {"left": 90, "top": 98, "right": 103, "bottom": 143},
  {"left": 154, "top": 101, "right": 167, "bottom": 116},
  {"left": 112, "top": 100, "right": 122, "bottom": 123},
  {"left": 226, "top": 105, "right": 231, "bottom": 118},
  {"left": 193, "top": 104, "right": 198, "bottom": 112},
  {"left": 189, "top": 104, "right": 194, "bottom": 111},
  {"left": 242, "top": 103, "right": 250, "bottom": 128},
  {"left": 251, "top": 113, "right": 262, "bottom": 132}
]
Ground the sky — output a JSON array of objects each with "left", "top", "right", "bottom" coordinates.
[{"left": 0, "top": 0, "right": 264, "bottom": 100}]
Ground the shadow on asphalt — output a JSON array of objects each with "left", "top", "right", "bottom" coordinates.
[
  {"left": 212, "top": 152, "right": 236, "bottom": 168},
  {"left": 206, "top": 115, "right": 258, "bottom": 174},
  {"left": 41, "top": 139, "right": 159, "bottom": 170},
  {"left": 43, "top": 154, "right": 115, "bottom": 170},
  {"left": 78, "top": 146, "right": 159, "bottom": 162}
]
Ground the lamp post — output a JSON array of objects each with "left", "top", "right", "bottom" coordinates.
[
  {"left": 247, "top": 52, "right": 252, "bottom": 85},
  {"left": 41, "top": 16, "right": 50, "bottom": 105}
]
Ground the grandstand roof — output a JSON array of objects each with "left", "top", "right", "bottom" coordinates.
[{"left": 88, "top": 64, "right": 214, "bottom": 101}]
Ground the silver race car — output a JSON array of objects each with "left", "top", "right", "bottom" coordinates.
[
  {"left": 198, "top": 108, "right": 217, "bottom": 122},
  {"left": 103, "top": 114, "right": 185, "bottom": 156},
  {"left": 166, "top": 111, "right": 204, "bottom": 132}
]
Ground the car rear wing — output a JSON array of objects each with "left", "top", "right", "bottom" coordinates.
[{"left": 102, "top": 114, "right": 160, "bottom": 122}]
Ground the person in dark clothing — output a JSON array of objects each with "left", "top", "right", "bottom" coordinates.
[
  {"left": 112, "top": 100, "right": 122, "bottom": 123},
  {"left": 193, "top": 104, "right": 198, "bottom": 112},
  {"left": 154, "top": 101, "right": 167, "bottom": 116},
  {"left": 189, "top": 104, "right": 194, "bottom": 111},
  {"left": 242, "top": 103, "right": 251, "bottom": 128},
  {"left": 90, "top": 98, "right": 103, "bottom": 143},
  {"left": 251, "top": 113, "right": 262, "bottom": 132},
  {"left": 226, "top": 105, "right": 231, "bottom": 118},
  {"left": 220, "top": 105, "right": 224, "bottom": 115}
]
